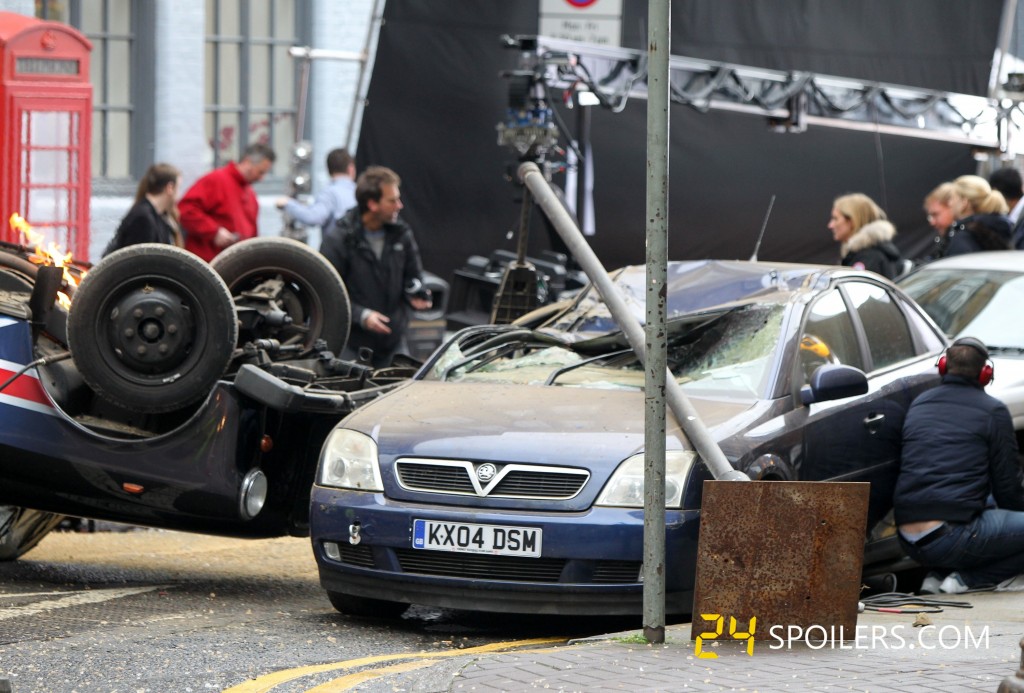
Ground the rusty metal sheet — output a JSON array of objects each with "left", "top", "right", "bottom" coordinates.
[{"left": 690, "top": 480, "right": 869, "bottom": 642}]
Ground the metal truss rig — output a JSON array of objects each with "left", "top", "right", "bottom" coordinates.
[{"left": 532, "top": 36, "right": 1024, "bottom": 157}]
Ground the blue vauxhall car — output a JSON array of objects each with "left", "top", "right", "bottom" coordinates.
[{"left": 310, "top": 260, "right": 947, "bottom": 616}]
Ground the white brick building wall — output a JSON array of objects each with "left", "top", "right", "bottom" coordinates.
[{"left": 0, "top": 0, "right": 380, "bottom": 261}]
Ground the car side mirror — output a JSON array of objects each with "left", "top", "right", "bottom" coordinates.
[{"left": 800, "top": 364, "right": 869, "bottom": 405}]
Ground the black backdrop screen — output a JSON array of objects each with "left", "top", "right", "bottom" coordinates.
[{"left": 357, "top": 1, "right": 1002, "bottom": 285}]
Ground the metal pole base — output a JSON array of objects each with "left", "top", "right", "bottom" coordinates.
[
  {"left": 643, "top": 625, "right": 665, "bottom": 644},
  {"left": 998, "top": 636, "right": 1024, "bottom": 692}
]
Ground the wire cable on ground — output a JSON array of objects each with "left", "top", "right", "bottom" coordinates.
[{"left": 860, "top": 591, "right": 976, "bottom": 614}]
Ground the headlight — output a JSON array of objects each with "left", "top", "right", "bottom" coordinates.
[
  {"left": 317, "top": 429, "right": 384, "bottom": 491},
  {"left": 239, "top": 469, "right": 268, "bottom": 520},
  {"left": 594, "top": 451, "right": 697, "bottom": 508}
]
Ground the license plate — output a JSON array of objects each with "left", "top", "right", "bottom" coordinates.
[{"left": 412, "top": 519, "right": 542, "bottom": 557}]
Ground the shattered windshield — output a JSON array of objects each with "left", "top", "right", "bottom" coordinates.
[{"left": 427, "top": 304, "right": 785, "bottom": 399}]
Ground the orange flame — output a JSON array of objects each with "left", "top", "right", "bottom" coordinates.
[{"left": 9, "top": 213, "right": 81, "bottom": 309}]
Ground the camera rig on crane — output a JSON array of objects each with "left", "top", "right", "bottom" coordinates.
[{"left": 485, "top": 35, "right": 610, "bottom": 324}]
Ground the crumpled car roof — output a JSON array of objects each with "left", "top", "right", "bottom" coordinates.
[{"left": 540, "top": 259, "right": 827, "bottom": 339}]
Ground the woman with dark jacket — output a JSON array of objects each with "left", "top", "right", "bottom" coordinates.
[
  {"left": 103, "top": 163, "right": 183, "bottom": 257},
  {"left": 942, "top": 174, "right": 1013, "bottom": 257},
  {"left": 828, "top": 193, "right": 904, "bottom": 279}
]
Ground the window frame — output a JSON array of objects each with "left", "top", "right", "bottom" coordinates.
[
  {"left": 841, "top": 280, "right": 917, "bottom": 372},
  {"left": 801, "top": 286, "right": 865, "bottom": 377},
  {"left": 205, "top": 0, "right": 312, "bottom": 192},
  {"left": 37, "top": 0, "right": 147, "bottom": 194}
]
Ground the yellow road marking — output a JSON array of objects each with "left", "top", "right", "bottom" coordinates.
[
  {"left": 302, "top": 659, "right": 434, "bottom": 692},
  {"left": 223, "top": 637, "right": 565, "bottom": 693}
]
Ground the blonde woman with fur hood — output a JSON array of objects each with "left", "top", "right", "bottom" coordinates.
[{"left": 828, "top": 193, "right": 904, "bottom": 279}]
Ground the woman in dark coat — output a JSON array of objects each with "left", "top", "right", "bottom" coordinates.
[
  {"left": 828, "top": 193, "right": 904, "bottom": 280},
  {"left": 103, "top": 163, "right": 183, "bottom": 256},
  {"left": 942, "top": 174, "right": 1012, "bottom": 257}
]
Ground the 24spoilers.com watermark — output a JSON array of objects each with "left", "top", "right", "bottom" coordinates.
[
  {"left": 693, "top": 615, "right": 989, "bottom": 658},
  {"left": 767, "top": 624, "right": 990, "bottom": 651}
]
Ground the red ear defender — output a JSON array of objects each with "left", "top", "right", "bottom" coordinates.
[
  {"left": 936, "top": 349, "right": 994, "bottom": 385},
  {"left": 979, "top": 362, "right": 994, "bottom": 387}
]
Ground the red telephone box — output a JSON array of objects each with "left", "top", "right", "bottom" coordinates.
[{"left": 0, "top": 12, "right": 91, "bottom": 259}]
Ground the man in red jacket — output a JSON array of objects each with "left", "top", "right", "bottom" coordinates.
[{"left": 179, "top": 143, "right": 276, "bottom": 261}]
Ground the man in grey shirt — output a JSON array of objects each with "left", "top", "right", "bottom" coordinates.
[{"left": 276, "top": 147, "right": 357, "bottom": 250}]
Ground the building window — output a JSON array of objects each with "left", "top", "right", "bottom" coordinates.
[
  {"left": 81, "top": 0, "right": 131, "bottom": 180},
  {"left": 36, "top": 0, "right": 151, "bottom": 187},
  {"left": 205, "top": 0, "right": 307, "bottom": 180}
]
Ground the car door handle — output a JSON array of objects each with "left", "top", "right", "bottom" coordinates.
[{"left": 864, "top": 412, "right": 885, "bottom": 434}]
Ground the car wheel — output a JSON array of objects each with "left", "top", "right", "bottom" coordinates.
[
  {"left": 67, "top": 243, "right": 238, "bottom": 413},
  {"left": 0, "top": 251, "right": 40, "bottom": 284},
  {"left": 0, "top": 506, "right": 65, "bottom": 561},
  {"left": 326, "top": 590, "right": 408, "bottom": 618},
  {"left": 0, "top": 250, "right": 84, "bottom": 298},
  {"left": 211, "top": 237, "right": 351, "bottom": 355}
]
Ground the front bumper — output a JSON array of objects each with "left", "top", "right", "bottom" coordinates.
[{"left": 309, "top": 485, "right": 700, "bottom": 615}]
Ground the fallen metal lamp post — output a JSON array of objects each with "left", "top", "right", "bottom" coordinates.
[
  {"left": 518, "top": 162, "right": 870, "bottom": 647},
  {"left": 517, "top": 162, "right": 747, "bottom": 485}
]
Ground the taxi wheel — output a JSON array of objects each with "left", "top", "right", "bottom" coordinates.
[
  {"left": 326, "top": 590, "right": 408, "bottom": 618},
  {"left": 67, "top": 243, "right": 238, "bottom": 413},
  {"left": 0, "top": 251, "right": 40, "bottom": 286},
  {"left": 0, "top": 506, "right": 65, "bottom": 561},
  {"left": 0, "top": 249, "right": 83, "bottom": 298},
  {"left": 212, "top": 237, "right": 351, "bottom": 356}
]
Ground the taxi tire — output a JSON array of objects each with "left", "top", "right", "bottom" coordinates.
[
  {"left": 0, "top": 252, "right": 40, "bottom": 286},
  {"left": 67, "top": 243, "right": 238, "bottom": 413},
  {"left": 0, "top": 247, "right": 84, "bottom": 298},
  {"left": 0, "top": 507, "right": 65, "bottom": 561},
  {"left": 211, "top": 237, "right": 351, "bottom": 356}
]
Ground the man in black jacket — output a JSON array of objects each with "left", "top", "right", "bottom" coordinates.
[
  {"left": 320, "top": 166, "right": 432, "bottom": 368},
  {"left": 895, "top": 337, "right": 1024, "bottom": 593}
]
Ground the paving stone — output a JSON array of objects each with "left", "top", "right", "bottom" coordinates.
[{"left": 428, "top": 593, "right": 1024, "bottom": 693}]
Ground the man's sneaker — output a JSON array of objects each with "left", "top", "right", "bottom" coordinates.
[
  {"left": 919, "top": 571, "right": 944, "bottom": 594},
  {"left": 939, "top": 572, "right": 969, "bottom": 594}
]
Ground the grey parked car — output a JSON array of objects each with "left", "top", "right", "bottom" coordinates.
[{"left": 899, "top": 251, "right": 1024, "bottom": 444}]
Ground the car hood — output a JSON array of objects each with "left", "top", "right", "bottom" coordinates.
[{"left": 341, "top": 381, "right": 758, "bottom": 466}]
